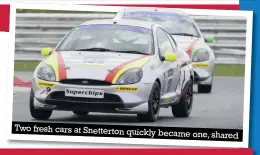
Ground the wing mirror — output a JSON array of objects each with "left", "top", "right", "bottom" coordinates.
[
  {"left": 204, "top": 36, "right": 214, "bottom": 43},
  {"left": 163, "top": 53, "right": 177, "bottom": 62},
  {"left": 41, "top": 48, "right": 53, "bottom": 56}
]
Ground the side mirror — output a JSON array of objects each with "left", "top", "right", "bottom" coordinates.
[
  {"left": 204, "top": 36, "right": 214, "bottom": 43},
  {"left": 41, "top": 48, "right": 53, "bottom": 56},
  {"left": 164, "top": 53, "right": 177, "bottom": 62}
]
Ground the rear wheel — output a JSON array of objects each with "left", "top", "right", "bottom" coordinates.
[
  {"left": 137, "top": 81, "right": 161, "bottom": 122},
  {"left": 29, "top": 88, "right": 52, "bottom": 120},
  {"left": 172, "top": 79, "right": 193, "bottom": 117},
  {"left": 73, "top": 111, "right": 89, "bottom": 116},
  {"left": 198, "top": 84, "right": 212, "bottom": 93}
]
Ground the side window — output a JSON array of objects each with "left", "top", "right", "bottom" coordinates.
[
  {"left": 165, "top": 31, "right": 177, "bottom": 51},
  {"left": 165, "top": 30, "right": 185, "bottom": 58},
  {"left": 156, "top": 28, "right": 175, "bottom": 57}
]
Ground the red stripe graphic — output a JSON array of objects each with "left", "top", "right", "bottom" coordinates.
[
  {"left": 57, "top": 52, "right": 67, "bottom": 80},
  {"left": 104, "top": 55, "right": 149, "bottom": 83},
  {"left": 0, "top": 149, "right": 252, "bottom": 155},
  {"left": 92, "top": 4, "right": 239, "bottom": 10},
  {"left": 186, "top": 38, "right": 199, "bottom": 56},
  {"left": 0, "top": 5, "right": 10, "bottom": 32}
]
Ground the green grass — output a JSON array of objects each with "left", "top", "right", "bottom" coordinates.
[
  {"left": 16, "top": 9, "right": 115, "bottom": 14},
  {"left": 213, "top": 64, "right": 245, "bottom": 77},
  {"left": 14, "top": 60, "right": 245, "bottom": 77},
  {"left": 14, "top": 60, "right": 41, "bottom": 72}
]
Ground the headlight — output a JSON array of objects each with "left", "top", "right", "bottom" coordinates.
[
  {"left": 116, "top": 68, "right": 143, "bottom": 85},
  {"left": 37, "top": 63, "right": 56, "bottom": 81},
  {"left": 192, "top": 48, "right": 210, "bottom": 62}
]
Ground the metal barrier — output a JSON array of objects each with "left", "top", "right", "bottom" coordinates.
[{"left": 15, "top": 13, "right": 247, "bottom": 64}]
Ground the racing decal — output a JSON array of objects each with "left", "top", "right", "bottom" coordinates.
[
  {"left": 166, "top": 69, "right": 174, "bottom": 93},
  {"left": 115, "top": 86, "right": 139, "bottom": 92},
  {"left": 65, "top": 88, "right": 105, "bottom": 98},
  {"left": 175, "top": 69, "right": 185, "bottom": 97},
  {"left": 57, "top": 52, "right": 67, "bottom": 80},
  {"left": 43, "top": 52, "right": 67, "bottom": 81},
  {"left": 166, "top": 78, "right": 173, "bottom": 93},
  {"left": 40, "top": 87, "right": 52, "bottom": 95},
  {"left": 79, "top": 24, "right": 152, "bottom": 35},
  {"left": 44, "top": 52, "right": 59, "bottom": 81},
  {"left": 37, "top": 81, "right": 55, "bottom": 88},
  {"left": 193, "top": 63, "right": 209, "bottom": 68},
  {"left": 163, "top": 96, "right": 174, "bottom": 103},
  {"left": 78, "top": 59, "right": 105, "bottom": 66},
  {"left": 150, "top": 64, "right": 156, "bottom": 70},
  {"left": 168, "top": 69, "right": 174, "bottom": 77},
  {"left": 186, "top": 38, "right": 199, "bottom": 57},
  {"left": 104, "top": 55, "right": 152, "bottom": 84}
]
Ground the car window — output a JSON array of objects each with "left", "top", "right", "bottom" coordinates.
[
  {"left": 165, "top": 31, "right": 177, "bottom": 51},
  {"left": 122, "top": 11, "right": 200, "bottom": 37},
  {"left": 56, "top": 24, "right": 153, "bottom": 55},
  {"left": 156, "top": 28, "right": 175, "bottom": 57}
]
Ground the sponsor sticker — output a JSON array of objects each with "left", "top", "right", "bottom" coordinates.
[
  {"left": 163, "top": 96, "right": 174, "bottom": 103},
  {"left": 65, "top": 88, "right": 104, "bottom": 98},
  {"left": 193, "top": 63, "right": 209, "bottom": 68},
  {"left": 37, "top": 81, "right": 55, "bottom": 88},
  {"left": 115, "top": 86, "right": 139, "bottom": 92}
]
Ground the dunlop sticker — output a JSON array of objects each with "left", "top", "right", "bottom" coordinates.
[
  {"left": 37, "top": 81, "right": 55, "bottom": 88},
  {"left": 115, "top": 86, "right": 139, "bottom": 92},
  {"left": 193, "top": 63, "right": 209, "bottom": 68}
]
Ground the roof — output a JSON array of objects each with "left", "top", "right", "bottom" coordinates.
[
  {"left": 80, "top": 19, "right": 157, "bottom": 30},
  {"left": 121, "top": 7, "right": 189, "bottom": 17}
]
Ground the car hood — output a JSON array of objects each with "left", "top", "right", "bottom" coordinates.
[
  {"left": 171, "top": 35, "right": 205, "bottom": 57},
  {"left": 43, "top": 51, "right": 152, "bottom": 83}
]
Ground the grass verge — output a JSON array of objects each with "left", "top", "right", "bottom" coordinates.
[{"left": 14, "top": 60, "right": 245, "bottom": 77}]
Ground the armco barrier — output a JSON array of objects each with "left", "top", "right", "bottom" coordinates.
[{"left": 15, "top": 13, "right": 247, "bottom": 64}]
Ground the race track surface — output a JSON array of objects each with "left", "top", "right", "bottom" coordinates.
[{"left": 12, "top": 76, "right": 245, "bottom": 129}]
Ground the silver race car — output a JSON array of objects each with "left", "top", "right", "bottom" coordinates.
[
  {"left": 30, "top": 19, "right": 194, "bottom": 122},
  {"left": 114, "top": 8, "right": 215, "bottom": 93}
]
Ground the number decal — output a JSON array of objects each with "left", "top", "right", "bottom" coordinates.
[
  {"left": 166, "top": 78, "right": 173, "bottom": 93},
  {"left": 181, "top": 70, "right": 186, "bottom": 90},
  {"left": 168, "top": 69, "right": 174, "bottom": 77}
]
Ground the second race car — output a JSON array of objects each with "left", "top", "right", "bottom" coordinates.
[
  {"left": 30, "top": 19, "right": 194, "bottom": 122},
  {"left": 114, "top": 7, "right": 215, "bottom": 93}
]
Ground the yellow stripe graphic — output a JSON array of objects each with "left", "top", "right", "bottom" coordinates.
[
  {"left": 112, "top": 56, "right": 151, "bottom": 84},
  {"left": 43, "top": 52, "right": 60, "bottom": 81}
]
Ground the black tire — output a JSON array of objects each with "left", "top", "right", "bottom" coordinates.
[
  {"left": 172, "top": 79, "right": 193, "bottom": 117},
  {"left": 137, "top": 81, "right": 161, "bottom": 122},
  {"left": 73, "top": 111, "right": 89, "bottom": 116},
  {"left": 30, "top": 88, "right": 52, "bottom": 120},
  {"left": 198, "top": 84, "right": 212, "bottom": 93}
]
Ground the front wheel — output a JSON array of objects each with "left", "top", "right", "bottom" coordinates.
[
  {"left": 172, "top": 79, "right": 193, "bottom": 117},
  {"left": 137, "top": 81, "right": 161, "bottom": 122},
  {"left": 29, "top": 88, "right": 52, "bottom": 120}
]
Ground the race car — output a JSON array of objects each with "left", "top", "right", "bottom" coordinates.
[
  {"left": 30, "top": 19, "right": 194, "bottom": 122},
  {"left": 114, "top": 8, "right": 215, "bottom": 93}
]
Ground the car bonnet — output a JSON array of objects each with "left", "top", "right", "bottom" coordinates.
[{"left": 43, "top": 51, "right": 152, "bottom": 84}]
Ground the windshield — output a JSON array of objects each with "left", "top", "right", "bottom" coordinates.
[
  {"left": 122, "top": 11, "right": 200, "bottom": 37},
  {"left": 56, "top": 24, "right": 153, "bottom": 55}
]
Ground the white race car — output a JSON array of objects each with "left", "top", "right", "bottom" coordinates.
[
  {"left": 30, "top": 19, "right": 194, "bottom": 122},
  {"left": 114, "top": 7, "right": 215, "bottom": 93}
]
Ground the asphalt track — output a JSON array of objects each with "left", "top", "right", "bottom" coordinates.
[{"left": 12, "top": 74, "right": 245, "bottom": 129}]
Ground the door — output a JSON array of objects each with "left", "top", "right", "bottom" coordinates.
[{"left": 156, "top": 28, "right": 181, "bottom": 96}]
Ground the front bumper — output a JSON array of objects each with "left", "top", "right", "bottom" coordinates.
[
  {"left": 32, "top": 78, "right": 154, "bottom": 114},
  {"left": 192, "top": 61, "right": 214, "bottom": 85}
]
